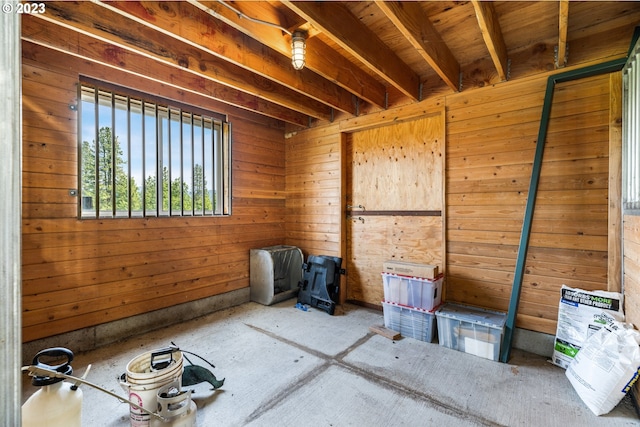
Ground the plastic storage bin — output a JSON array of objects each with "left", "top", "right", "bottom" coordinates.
[
  {"left": 382, "top": 301, "right": 437, "bottom": 342},
  {"left": 382, "top": 273, "right": 443, "bottom": 310},
  {"left": 435, "top": 303, "right": 506, "bottom": 361}
]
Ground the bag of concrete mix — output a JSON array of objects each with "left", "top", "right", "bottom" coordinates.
[
  {"left": 551, "top": 285, "right": 624, "bottom": 369},
  {"left": 566, "top": 312, "right": 640, "bottom": 415}
]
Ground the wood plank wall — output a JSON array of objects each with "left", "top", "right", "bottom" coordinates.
[
  {"left": 286, "top": 69, "right": 618, "bottom": 336},
  {"left": 285, "top": 124, "right": 344, "bottom": 258},
  {"left": 21, "top": 42, "right": 286, "bottom": 342},
  {"left": 21, "top": 45, "right": 633, "bottom": 342},
  {"left": 447, "top": 73, "right": 613, "bottom": 334},
  {"left": 625, "top": 215, "right": 640, "bottom": 408},
  {"left": 626, "top": 215, "right": 640, "bottom": 335}
]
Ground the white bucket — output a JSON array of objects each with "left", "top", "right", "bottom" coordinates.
[{"left": 119, "top": 348, "right": 184, "bottom": 427}]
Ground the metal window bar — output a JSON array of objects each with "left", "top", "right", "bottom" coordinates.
[
  {"left": 219, "top": 122, "right": 226, "bottom": 215},
  {"left": 624, "top": 40, "right": 640, "bottom": 212},
  {"left": 110, "top": 91, "right": 117, "bottom": 218},
  {"left": 634, "top": 50, "right": 640, "bottom": 210},
  {"left": 204, "top": 118, "right": 213, "bottom": 215},
  {"left": 636, "top": 60, "right": 639, "bottom": 210},
  {"left": 80, "top": 83, "right": 230, "bottom": 218},
  {"left": 157, "top": 106, "right": 166, "bottom": 217},
  {"left": 213, "top": 122, "right": 219, "bottom": 215},
  {"left": 161, "top": 108, "right": 166, "bottom": 215},
  {"left": 627, "top": 55, "right": 633, "bottom": 208},
  {"left": 190, "top": 113, "right": 195, "bottom": 216},
  {"left": 199, "top": 116, "right": 206, "bottom": 216},
  {"left": 77, "top": 85, "right": 89, "bottom": 218},
  {"left": 637, "top": 61, "right": 640, "bottom": 210},
  {"left": 154, "top": 105, "right": 162, "bottom": 217},
  {"left": 126, "top": 95, "right": 132, "bottom": 218},
  {"left": 632, "top": 58, "right": 636, "bottom": 208},
  {"left": 141, "top": 99, "right": 146, "bottom": 218},
  {"left": 157, "top": 106, "right": 162, "bottom": 216},
  {"left": 223, "top": 122, "right": 232, "bottom": 215},
  {"left": 179, "top": 109, "right": 184, "bottom": 216},
  {"left": 218, "top": 122, "right": 224, "bottom": 215},
  {"left": 167, "top": 108, "right": 173, "bottom": 216},
  {"left": 184, "top": 111, "right": 190, "bottom": 216},
  {"left": 76, "top": 84, "right": 82, "bottom": 218},
  {"left": 155, "top": 106, "right": 161, "bottom": 217},
  {"left": 216, "top": 121, "right": 221, "bottom": 215},
  {"left": 93, "top": 87, "right": 100, "bottom": 218}
]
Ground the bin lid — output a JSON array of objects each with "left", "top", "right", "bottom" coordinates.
[{"left": 435, "top": 303, "right": 506, "bottom": 328}]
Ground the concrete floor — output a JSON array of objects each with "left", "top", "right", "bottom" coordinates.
[{"left": 22, "top": 300, "right": 640, "bottom": 426}]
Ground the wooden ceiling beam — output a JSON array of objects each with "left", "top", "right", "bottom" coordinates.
[
  {"left": 104, "top": 1, "right": 356, "bottom": 116},
  {"left": 21, "top": 16, "right": 310, "bottom": 127},
  {"left": 283, "top": 0, "right": 421, "bottom": 101},
  {"left": 472, "top": 0, "right": 509, "bottom": 81},
  {"left": 376, "top": 1, "right": 460, "bottom": 92},
  {"left": 557, "top": 0, "right": 569, "bottom": 68},
  {"left": 191, "top": 0, "right": 387, "bottom": 108},
  {"left": 39, "top": 1, "right": 332, "bottom": 121}
]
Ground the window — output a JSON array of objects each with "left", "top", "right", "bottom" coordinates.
[
  {"left": 78, "top": 82, "right": 231, "bottom": 218},
  {"left": 623, "top": 38, "right": 640, "bottom": 213}
]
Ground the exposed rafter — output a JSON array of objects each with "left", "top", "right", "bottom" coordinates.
[
  {"left": 21, "top": 18, "right": 309, "bottom": 127},
  {"left": 377, "top": 1, "right": 460, "bottom": 92},
  {"left": 103, "top": 1, "right": 357, "bottom": 116},
  {"left": 191, "top": 0, "right": 388, "bottom": 108},
  {"left": 17, "top": 1, "right": 640, "bottom": 127},
  {"left": 36, "top": 1, "right": 333, "bottom": 121},
  {"left": 472, "top": 0, "right": 509, "bottom": 81},
  {"left": 283, "top": 0, "right": 421, "bottom": 101}
]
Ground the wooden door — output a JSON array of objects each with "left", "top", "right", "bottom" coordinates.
[{"left": 345, "top": 113, "right": 445, "bottom": 306}]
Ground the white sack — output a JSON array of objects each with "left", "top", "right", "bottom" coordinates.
[
  {"left": 552, "top": 285, "right": 624, "bottom": 369},
  {"left": 565, "top": 312, "right": 640, "bottom": 416}
]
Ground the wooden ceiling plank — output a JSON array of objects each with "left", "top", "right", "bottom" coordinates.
[
  {"left": 283, "top": 0, "right": 421, "bottom": 101},
  {"left": 21, "top": 16, "right": 309, "bottom": 127},
  {"left": 39, "top": 1, "right": 331, "bottom": 120},
  {"left": 189, "top": 0, "right": 297, "bottom": 53},
  {"left": 191, "top": 0, "right": 387, "bottom": 108},
  {"left": 305, "top": 37, "right": 387, "bottom": 107},
  {"left": 105, "top": 0, "right": 356, "bottom": 115},
  {"left": 472, "top": 0, "right": 509, "bottom": 81},
  {"left": 557, "top": 0, "right": 569, "bottom": 68},
  {"left": 376, "top": 1, "right": 460, "bottom": 92}
]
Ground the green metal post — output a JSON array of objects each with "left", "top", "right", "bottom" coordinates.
[{"left": 499, "top": 57, "right": 628, "bottom": 363}]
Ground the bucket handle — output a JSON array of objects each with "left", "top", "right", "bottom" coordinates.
[{"left": 150, "top": 346, "right": 179, "bottom": 371}]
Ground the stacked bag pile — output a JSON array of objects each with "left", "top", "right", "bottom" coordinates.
[{"left": 551, "top": 285, "right": 640, "bottom": 416}]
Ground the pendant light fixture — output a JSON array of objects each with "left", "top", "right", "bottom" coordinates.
[{"left": 291, "top": 30, "right": 307, "bottom": 70}]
